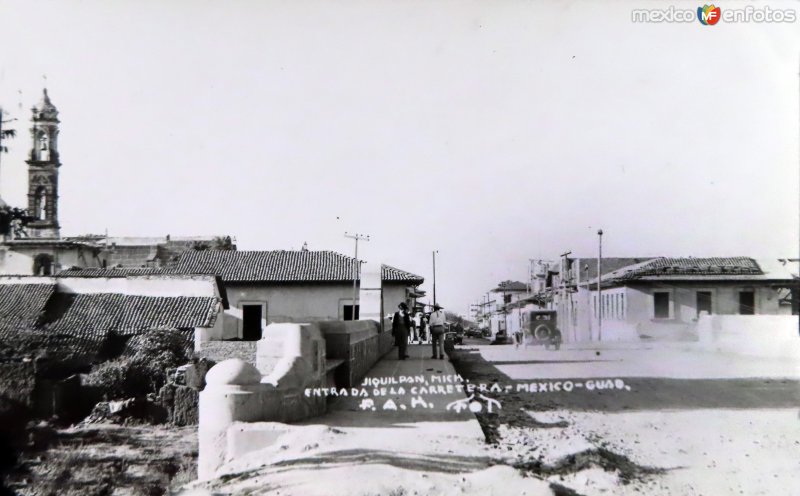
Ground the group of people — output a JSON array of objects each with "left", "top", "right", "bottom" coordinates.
[{"left": 391, "top": 302, "right": 448, "bottom": 360}]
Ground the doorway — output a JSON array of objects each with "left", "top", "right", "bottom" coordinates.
[
  {"left": 696, "top": 291, "right": 712, "bottom": 318},
  {"left": 242, "top": 304, "right": 263, "bottom": 341}
]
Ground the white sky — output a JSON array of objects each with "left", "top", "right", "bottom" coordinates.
[{"left": 0, "top": 0, "right": 798, "bottom": 316}]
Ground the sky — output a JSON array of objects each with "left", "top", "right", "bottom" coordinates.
[{"left": 0, "top": 0, "right": 798, "bottom": 316}]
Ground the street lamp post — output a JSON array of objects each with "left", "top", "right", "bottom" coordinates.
[
  {"left": 344, "top": 232, "right": 369, "bottom": 320},
  {"left": 597, "top": 229, "right": 603, "bottom": 341}
]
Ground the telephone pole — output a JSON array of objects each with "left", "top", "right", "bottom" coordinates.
[
  {"left": 344, "top": 232, "right": 369, "bottom": 320},
  {"left": 597, "top": 229, "right": 603, "bottom": 341},
  {"left": 432, "top": 250, "right": 438, "bottom": 306}
]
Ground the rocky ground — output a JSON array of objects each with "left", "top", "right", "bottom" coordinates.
[{"left": 5, "top": 423, "right": 197, "bottom": 496}]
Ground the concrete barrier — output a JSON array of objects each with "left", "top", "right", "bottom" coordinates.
[
  {"left": 696, "top": 314, "right": 800, "bottom": 359},
  {"left": 317, "top": 320, "right": 393, "bottom": 388},
  {"left": 197, "top": 320, "right": 392, "bottom": 479},
  {"left": 198, "top": 323, "right": 327, "bottom": 479}
]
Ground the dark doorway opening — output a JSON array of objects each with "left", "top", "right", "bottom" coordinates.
[
  {"left": 343, "top": 305, "right": 360, "bottom": 321},
  {"left": 242, "top": 304, "right": 263, "bottom": 341},
  {"left": 653, "top": 292, "right": 670, "bottom": 319},
  {"left": 696, "top": 291, "right": 712, "bottom": 318},
  {"left": 739, "top": 291, "right": 755, "bottom": 315}
]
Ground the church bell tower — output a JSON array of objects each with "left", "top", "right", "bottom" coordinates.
[{"left": 26, "top": 89, "right": 61, "bottom": 239}]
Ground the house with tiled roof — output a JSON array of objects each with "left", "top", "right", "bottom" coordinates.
[
  {"left": 0, "top": 273, "right": 227, "bottom": 359},
  {"left": 574, "top": 256, "right": 800, "bottom": 341},
  {"left": 171, "top": 250, "right": 425, "bottom": 341}
]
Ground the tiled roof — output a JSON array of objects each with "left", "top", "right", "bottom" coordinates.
[
  {"left": 382, "top": 264, "right": 425, "bottom": 284},
  {"left": 172, "top": 250, "right": 424, "bottom": 284},
  {"left": 619, "top": 257, "right": 762, "bottom": 279},
  {"left": 587, "top": 257, "right": 768, "bottom": 287},
  {"left": 41, "top": 294, "right": 219, "bottom": 336},
  {"left": 493, "top": 280, "right": 528, "bottom": 292},
  {"left": 0, "top": 284, "right": 55, "bottom": 333},
  {"left": 0, "top": 282, "right": 220, "bottom": 359},
  {"left": 57, "top": 267, "right": 168, "bottom": 277}
]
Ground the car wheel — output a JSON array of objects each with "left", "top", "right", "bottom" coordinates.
[{"left": 533, "top": 324, "right": 552, "bottom": 341}]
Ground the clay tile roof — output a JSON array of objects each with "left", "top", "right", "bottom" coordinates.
[
  {"left": 40, "top": 294, "right": 220, "bottom": 336},
  {"left": 56, "top": 267, "right": 168, "bottom": 277},
  {"left": 493, "top": 280, "right": 528, "bottom": 292},
  {"left": 0, "top": 284, "right": 55, "bottom": 333},
  {"left": 615, "top": 257, "right": 763, "bottom": 281},
  {"left": 381, "top": 264, "right": 424, "bottom": 284},
  {"left": 172, "top": 250, "right": 424, "bottom": 284}
]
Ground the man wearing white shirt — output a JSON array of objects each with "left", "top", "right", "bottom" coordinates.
[{"left": 429, "top": 304, "right": 446, "bottom": 359}]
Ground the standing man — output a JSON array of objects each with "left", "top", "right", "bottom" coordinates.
[
  {"left": 429, "top": 304, "right": 446, "bottom": 359},
  {"left": 392, "top": 302, "right": 412, "bottom": 360}
]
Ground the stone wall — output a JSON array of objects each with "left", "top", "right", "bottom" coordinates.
[{"left": 195, "top": 341, "right": 257, "bottom": 363}]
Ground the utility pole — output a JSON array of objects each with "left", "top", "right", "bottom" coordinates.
[
  {"left": 432, "top": 250, "right": 438, "bottom": 306},
  {"left": 597, "top": 229, "right": 603, "bottom": 341},
  {"left": 344, "top": 232, "right": 369, "bottom": 320}
]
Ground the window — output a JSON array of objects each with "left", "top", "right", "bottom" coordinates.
[
  {"left": 739, "top": 291, "right": 755, "bottom": 315},
  {"left": 696, "top": 291, "right": 712, "bottom": 318},
  {"left": 34, "top": 186, "right": 47, "bottom": 220},
  {"left": 653, "top": 292, "right": 670, "bottom": 319},
  {"left": 343, "top": 304, "right": 360, "bottom": 321},
  {"left": 33, "top": 253, "right": 53, "bottom": 276}
]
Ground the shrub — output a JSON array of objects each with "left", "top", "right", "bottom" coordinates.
[{"left": 85, "top": 329, "right": 191, "bottom": 399}]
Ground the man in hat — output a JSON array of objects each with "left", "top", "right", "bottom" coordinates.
[
  {"left": 392, "top": 302, "right": 412, "bottom": 360},
  {"left": 429, "top": 304, "right": 447, "bottom": 359}
]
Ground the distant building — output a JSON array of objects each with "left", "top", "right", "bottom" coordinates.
[
  {"left": 489, "top": 280, "right": 529, "bottom": 338},
  {"left": 171, "top": 250, "right": 424, "bottom": 342},
  {"left": 580, "top": 257, "right": 799, "bottom": 341}
]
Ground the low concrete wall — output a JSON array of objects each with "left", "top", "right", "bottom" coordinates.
[
  {"left": 198, "top": 323, "right": 328, "bottom": 479},
  {"left": 636, "top": 320, "right": 697, "bottom": 341},
  {"left": 697, "top": 314, "right": 800, "bottom": 359},
  {"left": 317, "top": 319, "right": 393, "bottom": 388},
  {"left": 197, "top": 320, "right": 395, "bottom": 479}
]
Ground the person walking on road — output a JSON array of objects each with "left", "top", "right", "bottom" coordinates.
[
  {"left": 418, "top": 313, "right": 428, "bottom": 344},
  {"left": 429, "top": 304, "right": 446, "bottom": 359},
  {"left": 392, "top": 302, "right": 412, "bottom": 360}
]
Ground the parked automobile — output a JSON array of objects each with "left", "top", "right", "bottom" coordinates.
[
  {"left": 464, "top": 327, "right": 482, "bottom": 338},
  {"left": 445, "top": 323, "right": 464, "bottom": 345},
  {"left": 522, "top": 310, "right": 562, "bottom": 350}
]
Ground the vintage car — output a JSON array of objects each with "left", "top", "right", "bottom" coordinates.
[
  {"left": 444, "top": 322, "right": 464, "bottom": 345},
  {"left": 522, "top": 310, "right": 562, "bottom": 350}
]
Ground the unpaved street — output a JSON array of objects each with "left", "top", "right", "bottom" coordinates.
[{"left": 449, "top": 339, "right": 800, "bottom": 495}]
